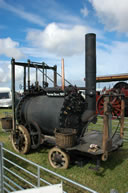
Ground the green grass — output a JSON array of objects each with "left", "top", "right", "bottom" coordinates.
[{"left": 0, "top": 108, "right": 128, "bottom": 193}]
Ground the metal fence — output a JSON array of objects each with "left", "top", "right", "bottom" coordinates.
[
  {"left": 0, "top": 143, "right": 4, "bottom": 193},
  {"left": 0, "top": 142, "right": 98, "bottom": 193}
]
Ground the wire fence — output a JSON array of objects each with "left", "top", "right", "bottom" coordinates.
[{"left": 0, "top": 143, "right": 98, "bottom": 193}]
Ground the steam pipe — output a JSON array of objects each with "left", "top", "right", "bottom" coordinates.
[
  {"left": 28, "top": 60, "right": 30, "bottom": 91},
  {"left": 24, "top": 66, "right": 26, "bottom": 92},
  {"left": 36, "top": 67, "right": 38, "bottom": 82},
  {"left": 42, "top": 62, "right": 44, "bottom": 88},
  {"left": 81, "top": 33, "right": 96, "bottom": 122},
  {"left": 61, "top": 58, "right": 65, "bottom": 91},
  {"left": 54, "top": 65, "right": 57, "bottom": 87}
]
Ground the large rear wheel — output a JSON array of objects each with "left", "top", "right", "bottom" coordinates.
[
  {"left": 97, "top": 95, "right": 121, "bottom": 117},
  {"left": 113, "top": 82, "right": 128, "bottom": 90}
]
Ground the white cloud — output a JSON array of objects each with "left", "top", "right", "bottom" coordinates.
[
  {"left": 80, "top": 7, "right": 89, "bottom": 17},
  {"left": 27, "top": 23, "right": 91, "bottom": 57},
  {"left": 64, "top": 55, "right": 85, "bottom": 86},
  {"left": 89, "top": 0, "right": 128, "bottom": 33},
  {"left": 25, "top": 22, "right": 128, "bottom": 87},
  {"left": 64, "top": 39, "right": 128, "bottom": 87},
  {"left": 0, "top": 60, "right": 48, "bottom": 88},
  {"left": 0, "top": 68, "right": 5, "bottom": 82},
  {"left": 97, "top": 41, "right": 128, "bottom": 75},
  {"left": 0, "top": 37, "right": 23, "bottom": 59},
  {"left": 8, "top": 64, "right": 23, "bottom": 81},
  {"left": 26, "top": 23, "right": 104, "bottom": 57},
  {"left": 0, "top": 61, "right": 22, "bottom": 83},
  {"left": 0, "top": 0, "right": 45, "bottom": 27},
  {"left": 59, "top": 40, "right": 128, "bottom": 87},
  {"left": 1, "top": 39, "right": 128, "bottom": 89},
  {"left": 0, "top": 61, "right": 24, "bottom": 88},
  {"left": 0, "top": 61, "right": 10, "bottom": 83},
  {"left": 31, "top": 0, "right": 85, "bottom": 26}
]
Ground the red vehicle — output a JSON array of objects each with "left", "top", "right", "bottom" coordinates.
[{"left": 96, "top": 82, "right": 128, "bottom": 117}]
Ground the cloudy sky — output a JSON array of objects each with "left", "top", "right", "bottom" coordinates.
[{"left": 0, "top": 0, "right": 128, "bottom": 89}]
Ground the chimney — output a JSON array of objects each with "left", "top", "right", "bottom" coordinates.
[{"left": 81, "top": 33, "right": 96, "bottom": 122}]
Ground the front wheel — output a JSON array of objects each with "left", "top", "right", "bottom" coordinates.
[
  {"left": 48, "top": 147, "right": 70, "bottom": 169},
  {"left": 11, "top": 125, "right": 31, "bottom": 154}
]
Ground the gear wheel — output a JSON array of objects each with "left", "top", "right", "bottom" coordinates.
[
  {"left": 59, "top": 91, "right": 87, "bottom": 132},
  {"left": 16, "top": 94, "right": 30, "bottom": 124}
]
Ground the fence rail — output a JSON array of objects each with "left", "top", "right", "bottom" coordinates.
[{"left": 0, "top": 143, "right": 98, "bottom": 193}]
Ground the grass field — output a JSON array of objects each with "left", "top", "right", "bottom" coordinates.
[{"left": 0, "top": 108, "right": 128, "bottom": 193}]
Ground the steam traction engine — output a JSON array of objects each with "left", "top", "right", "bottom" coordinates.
[
  {"left": 96, "top": 81, "right": 128, "bottom": 117},
  {"left": 11, "top": 34, "right": 124, "bottom": 169}
]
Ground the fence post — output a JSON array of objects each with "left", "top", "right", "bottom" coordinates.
[
  {"left": 37, "top": 167, "right": 40, "bottom": 187},
  {"left": 0, "top": 142, "right": 4, "bottom": 193}
]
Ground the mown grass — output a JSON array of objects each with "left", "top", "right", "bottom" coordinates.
[{"left": 0, "top": 108, "right": 128, "bottom": 193}]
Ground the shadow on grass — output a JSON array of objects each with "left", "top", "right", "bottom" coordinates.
[
  {"left": 27, "top": 141, "right": 128, "bottom": 172},
  {"left": 95, "top": 146, "right": 128, "bottom": 177}
]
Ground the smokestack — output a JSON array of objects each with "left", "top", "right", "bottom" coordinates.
[{"left": 81, "top": 33, "right": 96, "bottom": 122}]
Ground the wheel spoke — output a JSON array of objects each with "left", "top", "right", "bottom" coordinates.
[
  {"left": 28, "top": 122, "right": 41, "bottom": 149},
  {"left": 30, "top": 132, "right": 38, "bottom": 136}
]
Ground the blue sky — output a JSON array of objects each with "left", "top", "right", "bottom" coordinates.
[{"left": 0, "top": 0, "right": 128, "bottom": 89}]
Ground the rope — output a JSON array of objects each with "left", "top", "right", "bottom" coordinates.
[{"left": 111, "top": 115, "right": 120, "bottom": 139}]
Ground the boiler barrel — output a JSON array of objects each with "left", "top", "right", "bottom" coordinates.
[{"left": 19, "top": 95, "right": 64, "bottom": 135}]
